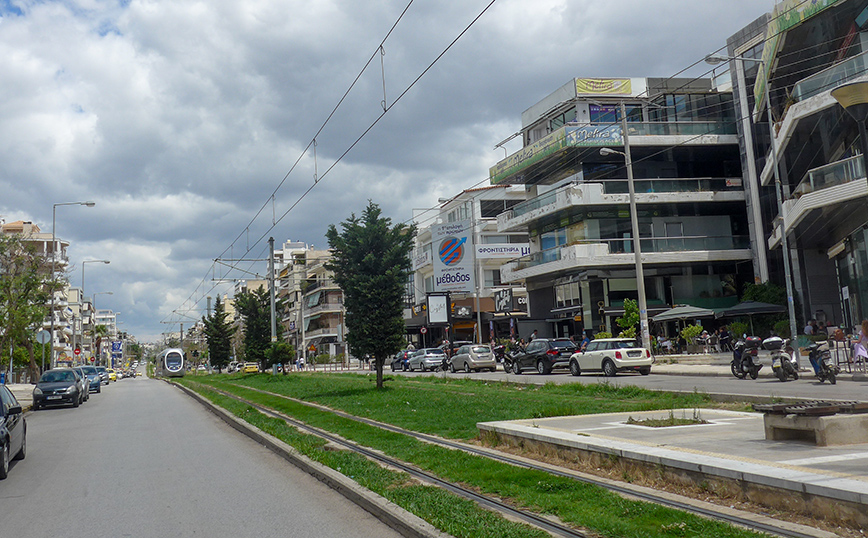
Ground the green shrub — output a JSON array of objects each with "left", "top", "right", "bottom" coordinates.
[
  {"left": 728, "top": 321, "right": 749, "bottom": 339},
  {"left": 593, "top": 331, "right": 612, "bottom": 339},
  {"left": 680, "top": 324, "right": 704, "bottom": 341}
]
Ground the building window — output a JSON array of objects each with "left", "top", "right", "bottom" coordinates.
[
  {"left": 484, "top": 270, "right": 502, "bottom": 288},
  {"left": 424, "top": 276, "right": 434, "bottom": 293},
  {"left": 555, "top": 281, "right": 581, "bottom": 309}
]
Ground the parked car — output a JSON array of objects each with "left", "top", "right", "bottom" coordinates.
[
  {"left": 71, "top": 367, "right": 89, "bottom": 403},
  {"left": 32, "top": 369, "right": 82, "bottom": 409},
  {"left": 95, "top": 366, "right": 109, "bottom": 385},
  {"left": 0, "top": 384, "right": 26, "bottom": 479},
  {"left": 407, "top": 348, "right": 447, "bottom": 371},
  {"left": 79, "top": 365, "right": 102, "bottom": 393},
  {"left": 390, "top": 350, "right": 413, "bottom": 371},
  {"left": 243, "top": 362, "right": 260, "bottom": 373},
  {"left": 569, "top": 338, "right": 653, "bottom": 377},
  {"left": 106, "top": 368, "right": 118, "bottom": 382},
  {"left": 505, "top": 338, "right": 577, "bottom": 375},
  {"left": 449, "top": 345, "right": 496, "bottom": 373}
]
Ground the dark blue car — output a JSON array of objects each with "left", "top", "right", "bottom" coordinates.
[{"left": 1, "top": 384, "right": 26, "bottom": 479}]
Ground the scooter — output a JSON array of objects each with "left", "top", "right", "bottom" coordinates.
[
  {"left": 806, "top": 341, "right": 839, "bottom": 384},
  {"left": 731, "top": 336, "right": 763, "bottom": 379},
  {"left": 764, "top": 336, "right": 799, "bottom": 382}
]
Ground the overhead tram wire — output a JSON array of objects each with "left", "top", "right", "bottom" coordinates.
[{"left": 168, "top": 0, "right": 500, "bottom": 322}]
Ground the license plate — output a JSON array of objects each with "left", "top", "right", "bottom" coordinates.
[{"left": 48, "top": 395, "right": 61, "bottom": 400}]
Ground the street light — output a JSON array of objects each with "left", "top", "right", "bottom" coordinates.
[
  {"left": 705, "top": 54, "right": 799, "bottom": 344},
  {"left": 81, "top": 259, "right": 109, "bottom": 361},
  {"left": 50, "top": 201, "right": 95, "bottom": 368},
  {"left": 599, "top": 101, "right": 651, "bottom": 348}
]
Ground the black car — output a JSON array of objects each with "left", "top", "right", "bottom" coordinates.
[
  {"left": 505, "top": 338, "right": 577, "bottom": 375},
  {"left": 1, "top": 384, "right": 26, "bottom": 479},
  {"left": 32, "top": 368, "right": 83, "bottom": 409},
  {"left": 390, "top": 350, "right": 413, "bottom": 371}
]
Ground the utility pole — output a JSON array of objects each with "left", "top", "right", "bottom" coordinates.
[{"left": 268, "top": 237, "right": 277, "bottom": 342}]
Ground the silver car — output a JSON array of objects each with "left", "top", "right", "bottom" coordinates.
[
  {"left": 407, "top": 348, "right": 446, "bottom": 372},
  {"left": 449, "top": 345, "right": 496, "bottom": 373}
]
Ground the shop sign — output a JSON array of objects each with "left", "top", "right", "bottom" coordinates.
[
  {"left": 575, "top": 78, "right": 632, "bottom": 95},
  {"left": 413, "top": 249, "right": 431, "bottom": 270},
  {"left": 475, "top": 244, "right": 530, "bottom": 259},
  {"left": 494, "top": 288, "right": 513, "bottom": 313},
  {"left": 427, "top": 294, "right": 449, "bottom": 325},
  {"left": 565, "top": 124, "right": 623, "bottom": 147}
]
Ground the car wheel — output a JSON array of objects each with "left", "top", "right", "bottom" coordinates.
[
  {"left": 569, "top": 360, "right": 581, "bottom": 377},
  {"left": 421, "top": 365, "right": 427, "bottom": 372},
  {"left": 32, "top": 402, "right": 40, "bottom": 411},
  {"left": 390, "top": 363, "right": 396, "bottom": 372},
  {"left": 503, "top": 361, "right": 512, "bottom": 374},
  {"left": 13, "top": 430, "right": 25, "bottom": 461},
  {"left": 639, "top": 366, "right": 651, "bottom": 376},
  {"left": 0, "top": 441, "right": 9, "bottom": 479},
  {"left": 603, "top": 359, "right": 617, "bottom": 377},
  {"left": 72, "top": 395, "right": 80, "bottom": 408},
  {"left": 97, "top": 385, "right": 101, "bottom": 393},
  {"left": 464, "top": 363, "right": 471, "bottom": 373},
  {"left": 536, "top": 360, "right": 549, "bottom": 375}
]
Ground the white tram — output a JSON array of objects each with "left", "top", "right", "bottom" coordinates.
[{"left": 157, "top": 348, "right": 186, "bottom": 377}]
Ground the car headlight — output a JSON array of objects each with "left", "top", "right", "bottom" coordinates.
[
  {"left": 65, "top": 386, "right": 76, "bottom": 394},
  {"left": 33, "top": 387, "right": 42, "bottom": 396}
]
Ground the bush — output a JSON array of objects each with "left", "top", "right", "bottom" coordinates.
[
  {"left": 680, "top": 324, "right": 704, "bottom": 341},
  {"left": 728, "top": 321, "right": 749, "bottom": 339},
  {"left": 593, "top": 331, "right": 613, "bottom": 339},
  {"left": 773, "top": 319, "right": 791, "bottom": 339}
]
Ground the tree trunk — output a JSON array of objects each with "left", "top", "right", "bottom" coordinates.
[
  {"left": 376, "top": 356, "right": 384, "bottom": 389},
  {"left": 24, "top": 339, "right": 38, "bottom": 381}
]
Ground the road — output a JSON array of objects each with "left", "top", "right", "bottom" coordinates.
[
  {"left": 392, "top": 367, "right": 868, "bottom": 401},
  {"left": 0, "top": 377, "right": 404, "bottom": 538}
]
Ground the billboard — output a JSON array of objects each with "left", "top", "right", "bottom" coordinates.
[
  {"left": 475, "top": 244, "right": 530, "bottom": 259},
  {"left": 427, "top": 294, "right": 449, "bottom": 325},
  {"left": 575, "top": 78, "right": 632, "bottom": 95},
  {"left": 432, "top": 220, "right": 475, "bottom": 293}
]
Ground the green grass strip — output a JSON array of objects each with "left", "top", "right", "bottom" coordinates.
[
  {"left": 183, "top": 382, "right": 548, "bottom": 538},
  {"left": 180, "top": 377, "right": 768, "bottom": 538}
]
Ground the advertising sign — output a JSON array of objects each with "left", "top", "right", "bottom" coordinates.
[
  {"left": 412, "top": 249, "right": 432, "bottom": 270},
  {"left": 489, "top": 127, "right": 567, "bottom": 184},
  {"left": 565, "top": 124, "right": 623, "bottom": 146},
  {"left": 111, "top": 341, "right": 122, "bottom": 353},
  {"left": 475, "top": 244, "right": 530, "bottom": 259},
  {"left": 432, "top": 220, "right": 475, "bottom": 293},
  {"left": 575, "top": 78, "right": 632, "bottom": 95},
  {"left": 427, "top": 294, "right": 449, "bottom": 325},
  {"left": 494, "top": 288, "right": 513, "bottom": 313}
]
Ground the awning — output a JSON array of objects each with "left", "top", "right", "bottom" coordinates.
[
  {"left": 303, "top": 314, "right": 322, "bottom": 331},
  {"left": 307, "top": 291, "right": 322, "bottom": 308}
]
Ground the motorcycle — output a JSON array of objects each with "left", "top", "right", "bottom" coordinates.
[
  {"left": 731, "top": 336, "right": 763, "bottom": 379},
  {"left": 763, "top": 336, "right": 799, "bottom": 382},
  {"left": 806, "top": 341, "right": 839, "bottom": 384}
]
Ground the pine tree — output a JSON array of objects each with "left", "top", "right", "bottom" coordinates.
[
  {"left": 202, "top": 296, "right": 233, "bottom": 372},
  {"left": 326, "top": 202, "right": 415, "bottom": 389}
]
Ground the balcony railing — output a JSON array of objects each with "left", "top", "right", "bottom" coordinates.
[
  {"left": 622, "top": 121, "right": 737, "bottom": 136},
  {"left": 511, "top": 235, "right": 751, "bottom": 271},
  {"left": 510, "top": 178, "right": 742, "bottom": 218},
  {"left": 792, "top": 51, "right": 868, "bottom": 103},
  {"left": 793, "top": 155, "right": 866, "bottom": 197}
]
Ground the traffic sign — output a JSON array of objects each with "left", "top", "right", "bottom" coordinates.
[
  {"left": 74, "top": 348, "right": 81, "bottom": 356},
  {"left": 420, "top": 327, "right": 428, "bottom": 334},
  {"left": 36, "top": 330, "right": 51, "bottom": 344}
]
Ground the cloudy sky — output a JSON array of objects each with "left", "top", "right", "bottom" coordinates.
[{"left": 0, "top": 0, "right": 766, "bottom": 342}]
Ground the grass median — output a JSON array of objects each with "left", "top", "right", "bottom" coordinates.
[{"left": 177, "top": 373, "right": 764, "bottom": 538}]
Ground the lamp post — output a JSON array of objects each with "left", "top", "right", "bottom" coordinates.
[
  {"left": 600, "top": 101, "right": 650, "bottom": 348},
  {"left": 50, "top": 201, "right": 95, "bottom": 368},
  {"left": 706, "top": 54, "right": 799, "bottom": 345}
]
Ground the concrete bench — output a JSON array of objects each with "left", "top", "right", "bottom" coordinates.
[{"left": 763, "top": 412, "right": 868, "bottom": 446}]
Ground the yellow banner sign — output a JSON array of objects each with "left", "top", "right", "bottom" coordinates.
[{"left": 576, "top": 78, "right": 632, "bottom": 95}]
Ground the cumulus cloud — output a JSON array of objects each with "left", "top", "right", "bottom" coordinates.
[{"left": 0, "top": 0, "right": 763, "bottom": 340}]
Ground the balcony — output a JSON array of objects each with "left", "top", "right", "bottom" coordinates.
[
  {"left": 490, "top": 123, "right": 739, "bottom": 185},
  {"left": 306, "top": 302, "right": 342, "bottom": 315},
  {"left": 769, "top": 156, "right": 868, "bottom": 248},
  {"left": 499, "top": 180, "right": 745, "bottom": 232},
  {"left": 502, "top": 236, "right": 751, "bottom": 282},
  {"left": 792, "top": 51, "right": 868, "bottom": 103}
]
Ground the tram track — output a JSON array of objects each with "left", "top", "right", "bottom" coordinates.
[{"left": 182, "top": 380, "right": 828, "bottom": 538}]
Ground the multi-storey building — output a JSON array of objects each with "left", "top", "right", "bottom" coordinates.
[
  {"left": 725, "top": 0, "right": 868, "bottom": 332},
  {"left": 408, "top": 185, "right": 530, "bottom": 345},
  {"left": 491, "top": 76, "right": 751, "bottom": 337}
]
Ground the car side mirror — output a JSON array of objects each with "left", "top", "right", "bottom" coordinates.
[{"left": 8, "top": 404, "right": 22, "bottom": 415}]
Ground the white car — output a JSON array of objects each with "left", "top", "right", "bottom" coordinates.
[{"left": 569, "top": 338, "right": 653, "bottom": 377}]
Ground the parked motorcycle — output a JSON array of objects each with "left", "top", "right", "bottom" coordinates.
[
  {"left": 763, "top": 336, "right": 799, "bottom": 382},
  {"left": 731, "top": 336, "right": 763, "bottom": 379},
  {"left": 806, "top": 341, "right": 839, "bottom": 384}
]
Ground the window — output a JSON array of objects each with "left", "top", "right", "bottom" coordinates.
[
  {"left": 555, "top": 281, "right": 581, "bottom": 309},
  {"left": 550, "top": 107, "right": 577, "bottom": 130},
  {"left": 484, "top": 270, "right": 502, "bottom": 288}
]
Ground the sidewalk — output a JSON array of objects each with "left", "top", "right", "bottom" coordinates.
[{"left": 650, "top": 351, "right": 868, "bottom": 381}]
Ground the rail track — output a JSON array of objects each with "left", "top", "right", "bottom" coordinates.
[{"left": 183, "top": 380, "right": 826, "bottom": 538}]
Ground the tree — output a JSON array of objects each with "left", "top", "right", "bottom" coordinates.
[
  {"left": 203, "top": 296, "right": 233, "bottom": 372},
  {"left": 267, "top": 341, "right": 294, "bottom": 370},
  {"left": 326, "top": 202, "right": 416, "bottom": 389},
  {"left": 615, "top": 298, "right": 639, "bottom": 339},
  {"left": 0, "top": 234, "right": 52, "bottom": 379},
  {"left": 234, "top": 288, "right": 270, "bottom": 368}
]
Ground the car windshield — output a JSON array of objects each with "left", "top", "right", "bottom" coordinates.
[
  {"left": 81, "top": 366, "right": 97, "bottom": 374},
  {"left": 471, "top": 346, "right": 490, "bottom": 354},
  {"left": 41, "top": 371, "right": 74, "bottom": 383},
  {"left": 551, "top": 340, "right": 576, "bottom": 349},
  {"left": 424, "top": 349, "right": 445, "bottom": 355},
  {"left": 614, "top": 340, "right": 639, "bottom": 349}
]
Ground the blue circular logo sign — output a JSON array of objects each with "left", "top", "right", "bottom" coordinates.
[{"left": 439, "top": 237, "right": 465, "bottom": 266}]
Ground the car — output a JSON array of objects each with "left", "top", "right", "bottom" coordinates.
[
  {"left": 569, "top": 338, "right": 653, "bottom": 377},
  {"left": 449, "top": 344, "right": 496, "bottom": 373},
  {"left": 390, "top": 350, "right": 413, "bottom": 371},
  {"left": 71, "top": 367, "right": 89, "bottom": 403},
  {"left": 438, "top": 340, "right": 472, "bottom": 358},
  {"left": 95, "top": 366, "right": 109, "bottom": 385},
  {"left": 0, "top": 384, "right": 26, "bottom": 479},
  {"left": 243, "top": 362, "right": 260, "bottom": 373},
  {"left": 32, "top": 368, "right": 82, "bottom": 409},
  {"left": 79, "top": 365, "right": 102, "bottom": 393},
  {"left": 407, "top": 348, "right": 447, "bottom": 371},
  {"left": 505, "top": 338, "right": 577, "bottom": 375},
  {"left": 106, "top": 369, "right": 117, "bottom": 382}
]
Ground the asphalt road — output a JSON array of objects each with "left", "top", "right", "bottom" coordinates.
[
  {"left": 392, "top": 367, "right": 868, "bottom": 401},
  {"left": 0, "top": 377, "right": 404, "bottom": 538}
]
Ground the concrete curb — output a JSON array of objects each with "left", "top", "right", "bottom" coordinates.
[{"left": 173, "top": 382, "right": 452, "bottom": 538}]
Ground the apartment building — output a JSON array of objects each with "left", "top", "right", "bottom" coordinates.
[{"left": 491, "top": 76, "right": 751, "bottom": 337}]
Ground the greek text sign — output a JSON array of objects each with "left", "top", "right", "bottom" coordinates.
[{"left": 432, "top": 220, "right": 475, "bottom": 293}]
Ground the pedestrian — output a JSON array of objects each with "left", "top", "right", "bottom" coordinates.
[
  {"left": 803, "top": 320, "right": 814, "bottom": 335},
  {"left": 854, "top": 320, "right": 868, "bottom": 364},
  {"left": 529, "top": 329, "right": 538, "bottom": 341}
]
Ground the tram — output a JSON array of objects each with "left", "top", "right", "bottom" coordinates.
[{"left": 157, "top": 348, "right": 186, "bottom": 377}]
